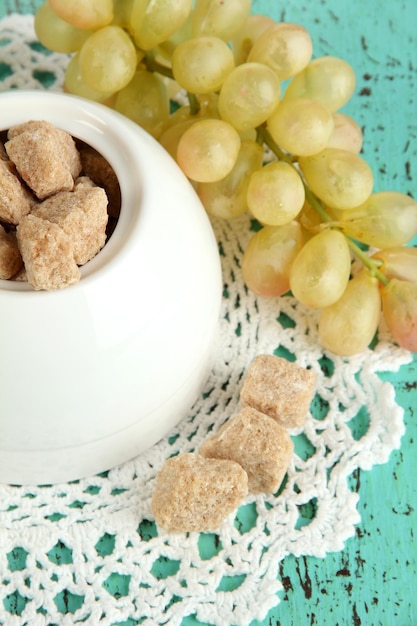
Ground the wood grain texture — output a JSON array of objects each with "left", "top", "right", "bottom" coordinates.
[{"left": 1, "top": 1, "right": 416, "bottom": 624}]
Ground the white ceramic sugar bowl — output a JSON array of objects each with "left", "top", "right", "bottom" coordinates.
[{"left": 0, "top": 90, "right": 222, "bottom": 485}]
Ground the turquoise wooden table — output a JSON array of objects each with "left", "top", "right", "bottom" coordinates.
[{"left": 0, "top": 2, "right": 416, "bottom": 625}]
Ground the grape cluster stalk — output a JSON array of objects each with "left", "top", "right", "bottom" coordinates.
[{"left": 35, "top": 0, "right": 417, "bottom": 356}]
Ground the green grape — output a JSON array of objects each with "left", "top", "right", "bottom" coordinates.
[
  {"left": 218, "top": 62, "right": 281, "bottom": 132},
  {"left": 289, "top": 228, "right": 351, "bottom": 308},
  {"left": 267, "top": 97, "right": 334, "bottom": 157},
  {"left": 327, "top": 112, "right": 363, "bottom": 154},
  {"left": 156, "top": 13, "right": 193, "bottom": 60},
  {"left": 78, "top": 26, "right": 137, "bottom": 93},
  {"left": 192, "top": 0, "right": 252, "bottom": 42},
  {"left": 34, "top": 2, "right": 92, "bottom": 53},
  {"left": 48, "top": 0, "right": 113, "bottom": 30},
  {"left": 247, "top": 22, "right": 313, "bottom": 81},
  {"left": 298, "top": 148, "right": 374, "bottom": 210},
  {"left": 284, "top": 56, "right": 356, "bottom": 112},
  {"left": 64, "top": 53, "right": 116, "bottom": 102},
  {"left": 172, "top": 36, "right": 235, "bottom": 94},
  {"left": 130, "top": 0, "right": 192, "bottom": 50},
  {"left": 381, "top": 279, "right": 417, "bottom": 352},
  {"left": 242, "top": 221, "right": 305, "bottom": 297},
  {"left": 112, "top": 0, "right": 135, "bottom": 28},
  {"left": 246, "top": 161, "right": 305, "bottom": 226},
  {"left": 371, "top": 246, "right": 417, "bottom": 283},
  {"left": 176, "top": 119, "right": 241, "bottom": 182},
  {"left": 231, "top": 13, "right": 275, "bottom": 65},
  {"left": 336, "top": 191, "right": 417, "bottom": 248},
  {"left": 318, "top": 271, "right": 381, "bottom": 356},
  {"left": 197, "top": 139, "right": 264, "bottom": 218},
  {"left": 115, "top": 71, "right": 169, "bottom": 139}
]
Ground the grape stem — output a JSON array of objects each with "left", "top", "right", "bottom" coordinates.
[{"left": 258, "top": 125, "right": 390, "bottom": 287}]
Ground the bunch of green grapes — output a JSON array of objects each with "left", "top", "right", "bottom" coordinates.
[{"left": 35, "top": 0, "right": 417, "bottom": 356}]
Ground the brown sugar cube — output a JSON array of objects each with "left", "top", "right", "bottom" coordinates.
[
  {"left": 0, "top": 159, "right": 33, "bottom": 224},
  {"left": 5, "top": 121, "right": 81, "bottom": 199},
  {"left": 0, "top": 225, "right": 23, "bottom": 279},
  {"left": 31, "top": 179, "right": 108, "bottom": 265},
  {"left": 240, "top": 354, "right": 316, "bottom": 429},
  {"left": 200, "top": 406, "right": 293, "bottom": 494},
  {"left": 78, "top": 144, "right": 121, "bottom": 218},
  {"left": 16, "top": 214, "right": 80, "bottom": 291},
  {"left": 151, "top": 452, "right": 248, "bottom": 532}
]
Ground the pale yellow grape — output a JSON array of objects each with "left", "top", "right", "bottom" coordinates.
[
  {"left": 49, "top": 0, "right": 113, "bottom": 30},
  {"left": 327, "top": 113, "right": 363, "bottom": 153},
  {"left": 299, "top": 148, "right": 374, "bottom": 210},
  {"left": 197, "top": 140, "right": 264, "bottom": 218},
  {"left": 267, "top": 97, "right": 334, "bottom": 157},
  {"left": 371, "top": 246, "right": 417, "bottom": 283},
  {"left": 177, "top": 119, "right": 241, "bottom": 182},
  {"left": 192, "top": 0, "right": 252, "bottom": 42},
  {"left": 79, "top": 26, "right": 137, "bottom": 93},
  {"left": 318, "top": 271, "right": 381, "bottom": 356},
  {"left": 115, "top": 71, "right": 169, "bottom": 139},
  {"left": 112, "top": 0, "right": 135, "bottom": 28},
  {"left": 242, "top": 221, "right": 304, "bottom": 297},
  {"left": 381, "top": 279, "right": 417, "bottom": 352},
  {"left": 336, "top": 191, "right": 417, "bottom": 248},
  {"left": 247, "top": 23, "right": 313, "bottom": 81},
  {"left": 130, "top": 0, "right": 192, "bottom": 51},
  {"left": 231, "top": 13, "right": 275, "bottom": 65},
  {"left": 160, "top": 118, "right": 206, "bottom": 160},
  {"left": 35, "top": 2, "right": 92, "bottom": 53},
  {"left": 172, "top": 37, "right": 235, "bottom": 94},
  {"left": 64, "top": 53, "right": 116, "bottom": 102},
  {"left": 289, "top": 229, "right": 351, "bottom": 308},
  {"left": 157, "top": 13, "right": 193, "bottom": 61},
  {"left": 284, "top": 56, "right": 356, "bottom": 112},
  {"left": 247, "top": 161, "right": 305, "bottom": 226},
  {"left": 218, "top": 62, "right": 281, "bottom": 132}
]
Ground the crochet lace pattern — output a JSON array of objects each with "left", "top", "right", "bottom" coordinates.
[{"left": 0, "top": 15, "right": 412, "bottom": 626}]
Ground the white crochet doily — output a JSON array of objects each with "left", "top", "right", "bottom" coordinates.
[{"left": 0, "top": 15, "right": 413, "bottom": 626}]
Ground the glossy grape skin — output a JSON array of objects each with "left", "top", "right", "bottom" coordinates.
[
  {"left": 197, "top": 140, "right": 264, "bottom": 219},
  {"left": 34, "top": 2, "right": 92, "bottom": 53},
  {"left": 177, "top": 119, "right": 241, "bottom": 183},
  {"left": 64, "top": 53, "right": 116, "bottom": 102},
  {"left": 336, "top": 191, "right": 417, "bottom": 248},
  {"left": 172, "top": 36, "right": 235, "bottom": 94},
  {"left": 327, "top": 113, "right": 363, "bottom": 153},
  {"left": 231, "top": 13, "right": 275, "bottom": 65},
  {"left": 48, "top": 0, "right": 113, "bottom": 30},
  {"left": 130, "top": 0, "right": 192, "bottom": 51},
  {"left": 318, "top": 271, "right": 381, "bottom": 356},
  {"left": 381, "top": 279, "right": 417, "bottom": 352},
  {"left": 299, "top": 148, "right": 374, "bottom": 211},
  {"left": 284, "top": 56, "right": 356, "bottom": 112},
  {"left": 218, "top": 62, "right": 281, "bottom": 132},
  {"left": 371, "top": 246, "right": 417, "bottom": 283},
  {"left": 267, "top": 97, "right": 334, "bottom": 157},
  {"left": 114, "top": 71, "right": 170, "bottom": 139},
  {"left": 247, "top": 22, "right": 313, "bottom": 81},
  {"left": 242, "top": 222, "right": 305, "bottom": 297},
  {"left": 289, "top": 228, "right": 352, "bottom": 308},
  {"left": 78, "top": 26, "right": 137, "bottom": 93},
  {"left": 246, "top": 161, "right": 305, "bottom": 226},
  {"left": 192, "top": 0, "right": 252, "bottom": 41}
]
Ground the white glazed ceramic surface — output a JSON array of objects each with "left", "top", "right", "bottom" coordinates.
[{"left": 0, "top": 90, "right": 222, "bottom": 485}]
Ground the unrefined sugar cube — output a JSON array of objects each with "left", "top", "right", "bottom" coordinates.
[
  {"left": 5, "top": 121, "right": 81, "bottom": 199},
  {"left": 200, "top": 406, "right": 294, "bottom": 494},
  {"left": 0, "top": 225, "right": 23, "bottom": 279},
  {"left": 240, "top": 354, "right": 316, "bottom": 429},
  {"left": 16, "top": 214, "right": 80, "bottom": 291},
  {"left": 31, "top": 178, "right": 108, "bottom": 265},
  {"left": 151, "top": 452, "right": 248, "bottom": 532},
  {"left": 78, "top": 144, "right": 121, "bottom": 218},
  {"left": 0, "top": 159, "right": 33, "bottom": 224}
]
